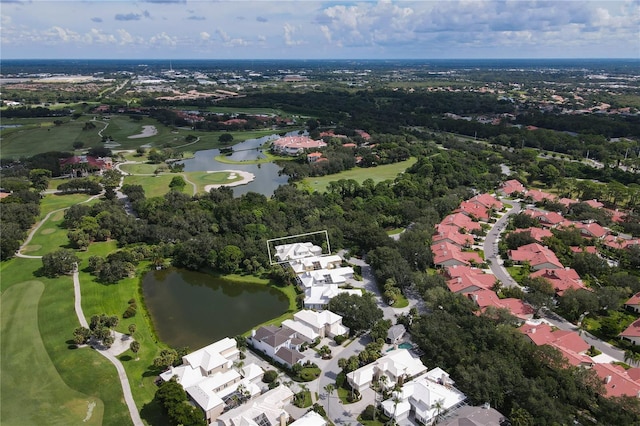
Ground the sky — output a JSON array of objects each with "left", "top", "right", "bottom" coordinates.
[{"left": 1, "top": 0, "right": 639, "bottom": 60}]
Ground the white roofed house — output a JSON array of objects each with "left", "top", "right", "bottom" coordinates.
[
  {"left": 381, "top": 367, "right": 466, "bottom": 425},
  {"left": 216, "top": 384, "right": 294, "bottom": 426},
  {"left": 275, "top": 242, "right": 322, "bottom": 262},
  {"left": 291, "top": 309, "right": 349, "bottom": 338},
  {"left": 159, "top": 337, "right": 265, "bottom": 424},
  {"left": 347, "top": 349, "right": 428, "bottom": 393}
]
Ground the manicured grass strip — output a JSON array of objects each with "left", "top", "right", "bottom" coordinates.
[
  {"left": 299, "top": 157, "right": 418, "bottom": 193},
  {"left": 39, "top": 193, "right": 91, "bottom": 218},
  {"left": 24, "top": 210, "right": 70, "bottom": 256},
  {"left": 213, "top": 151, "right": 292, "bottom": 165},
  {"left": 1, "top": 280, "right": 104, "bottom": 426},
  {"left": 119, "top": 162, "right": 160, "bottom": 175}
]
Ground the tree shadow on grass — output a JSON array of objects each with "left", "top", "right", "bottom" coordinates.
[
  {"left": 140, "top": 397, "right": 170, "bottom": 426},
  {"left": 120, "top": 355, "right": 132, "bottom": 362}
]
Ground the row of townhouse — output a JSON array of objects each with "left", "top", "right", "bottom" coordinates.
[
  {"left": 159, "top": 336, "right": 331, "bottom": 425},
  {"left": 520, "top": 322, "right": 640, "bottom": 398},
  {"left": 274, "top": 242, "right": 361, "bottom": 310},
  {"left": 346, "top": 349, "right": 471, "bottom": 425},
  {"left": 431, "top": 192, "right": 536, "bottom": 321}
]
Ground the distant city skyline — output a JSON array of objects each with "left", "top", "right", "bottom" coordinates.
[{"left": 1, "top": 1, "right": 638, "bottom": 60}]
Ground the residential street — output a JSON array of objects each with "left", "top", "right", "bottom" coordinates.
[{"left": 483, "top": 200, "right": 522, "bottom": 288}]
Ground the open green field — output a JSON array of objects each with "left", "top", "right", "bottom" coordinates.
[
  {"left": 1, "top": 280, "right": 104, "bottom": 426},
  {"left": 123, "top": 174, "right": 193, "bottom": 198},
  {"left": 119, "top": 162, "right": 160, "bottom": 175},
  {"left": 214, "top": 151, "right": 293, "bottom": 165},
  {"left": 0, "top": 257, "right": 132, "bottom": 426},
  {"left": 1, "top": 111, "right": 295, "bottom": 160},
  {"left": 22, "top": 209, "right": 70, "bottom": 256},
  {"left": 0, "top": 117, "right": 102, "bottom": 158},
  {"left": 298, "top": 157, "right": 417, "bottom": 193},
  {"left": 75, "top": 243, "right": 170, "bottom": 425},
  {"left": 39, "top": 192, "right": 91, "bottom": 218}
]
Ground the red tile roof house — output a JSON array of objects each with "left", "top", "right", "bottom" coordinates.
[
  {"left": 500, "top": 179, "right": 526, "bottom": 196},
  {"left": 508, "top": 243, "right": 564, "bottom": 271},
  {"left": 444, "top": 265, "right": 496, "bottom": 294},
  {"left": 59, "top": 155, "right": 113, "bottom": 177},
  {"left": 271, "top": 136, "right": 327, "bottom": 156},
  {"left": 584, "top": 199, "right": 604, "bottom": 209},
  {"left": 519, "top": 323, "right": 593, "bottom": 368},
  {"left": 624, "top": 293, "right": 640, "bottom": 314},
  {"left": 574, "top": 222, "right": 608, "bottom": 239},
  {"left": 593, "top": 363, "right": 640, "bottom": 398},
  {"left": 603, "top": 234, "right": 639, "bottom": 250},
  {"left": 557, "top": 197, "right": 578, "bottom": 208},
  {"left": 530, "top": 268, "right": 588, "bottom": 296},
  {"left": 471, "top": 193, "right": 504, "bottom": 211},
  {"left": 432, "top": 225, "right": 474, "bottom": 248},
  {"left": 439, "top": 213, "right": 482, "bottom": 232},
  {"left": 306, "top": 152, "right": 324, "bottom": 163},
  {"left": 619, "top": 318, "right": 640, "bottom": 346},
  {"left": 513, "top": 227, "right": 553, "bottom": 243},
  {"left": 456, "top": 200, "right": 491, "bottom": 221},
  {"left": 432, "top": 242, "right": 483, "bottom": 268},
  {"left": 467, "top": 289, "right": 534, "bottom": 321},
  {"left": 523, "top": 209, "right": 564, "bottom": 227},
  {"left": 525, "top": 189, "right": 556, "bottom": 203},
  {"left": 606, "top": 209, "right": 627, "bottom": 223},
  {"left": 569, "top": 246, "right": 598, "bottom": 255}
]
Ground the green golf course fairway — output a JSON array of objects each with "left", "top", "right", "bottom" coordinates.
[{"left": 1, "top": 280, "right": 103, "bottom": 425}]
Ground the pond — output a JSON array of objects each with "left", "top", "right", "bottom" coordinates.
[
  {"left": 142, "top": 268, "right": 289, "bottom": 349},
  {"left": 180, "top": 130, "right": 304, "bottom": 197}
]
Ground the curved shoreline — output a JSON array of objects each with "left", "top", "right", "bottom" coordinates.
[{"left": 203, "top": 169, "right": 255, "bottom": 192}]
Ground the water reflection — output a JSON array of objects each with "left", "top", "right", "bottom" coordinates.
[
  {"left": 142, "top": 268, "right": 289, "bottom": 349},
  {"left": 180, "top": 130, "right": 303, "bottom": 196}
]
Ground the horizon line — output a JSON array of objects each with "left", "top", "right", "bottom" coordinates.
[{"left": 2, "top": 57, "right": 639, "bottom": 61}]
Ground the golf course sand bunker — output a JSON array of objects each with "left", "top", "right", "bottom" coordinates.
[
  {"left": 203, "top": 170, "right": 255, "bottom": 191},
  {"left": 128, "top": 125, "right": 158, "bottom": 139}
]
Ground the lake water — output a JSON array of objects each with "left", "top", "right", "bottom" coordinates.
[
  {"left": 180, "top": 130, "right": 304, "bottom": 196},
  {"left": 142, "top": 268, "right": 289, "bottom": 349}
]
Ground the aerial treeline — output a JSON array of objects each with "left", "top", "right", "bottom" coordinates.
[
  {"left": 219, "top": 89, "right": 515, "bottom": 133},
  {"left": 0, "top": 169, "right": 52, "bottom": 260},
  {"left": 60, "top": 146, "right": 498, "bottom": 282},
  {"left": 217, "top": 88, "right": 639, "bottom": 165},
  {"left": 2, "top": 106, "right": 73, "bottom": 118},
  {"left": 409, "top": 297, "right": 640, "bottom": 425}
]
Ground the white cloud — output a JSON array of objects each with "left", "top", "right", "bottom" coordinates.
[
  {"left": 283, "top": 23, "right": 303, "bottom": 46},
  {"left": 0, "top": 1, "right": 637, "bottom": 59}
]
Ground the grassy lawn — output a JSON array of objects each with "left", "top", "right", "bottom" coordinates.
[
  {"left": 75, "top": 243, "right": 169, "bottom": 425},
  {"left": 123, "top": 174, "right": 191, "bottom": 198},
  {"left": 1, "top": 279, "right": 104, "bottom": 426},
  {"left": 298, "top": 158, "right": 418, "bottom": 193},
  {"left": 214, "top": 151, "right": 293, "bottom": 165},
  {"left": 392, "top": 293, "right": 409, "bottom": 309},
  {"left": 506, "top": 266, "right": 528, "bottom": 284},
  {"left": 119, "top": 162, "right": 160, "bottom": 175},
  {"left": 0, "top": 257, "right": 132, "bottom": 426},
  {"left": 294, "top": 390, "right": 313, "bottom": 408},
  {"left": 22, "top": 209, "right": 70, "bottom": 256},
  {"left": 0, "top": 117, "right": 102, "bottom": 158},
  {"left": 386, "top": 228, "right": 404, "bottom": 236},
  {"left": 185, "top": 171, "right": 241, "bottom": 193},
  {"left": 39, "top": 193, "right": 91, "bottom": 218}
]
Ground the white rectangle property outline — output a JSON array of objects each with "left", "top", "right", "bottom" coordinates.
[{"left": 266, "top": 230, "right": 330, "bottom": 265}]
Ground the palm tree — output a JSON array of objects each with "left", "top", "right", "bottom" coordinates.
[
  {"left": 324, "top": 383, "right": 335, "bottom": 416},
  {"left": 431, "top": 399, "right": 445, "bottom": 425}
]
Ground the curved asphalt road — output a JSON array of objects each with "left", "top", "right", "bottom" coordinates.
[{"left": 483, "top": 198, "right": 624, "bottom": 362}]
